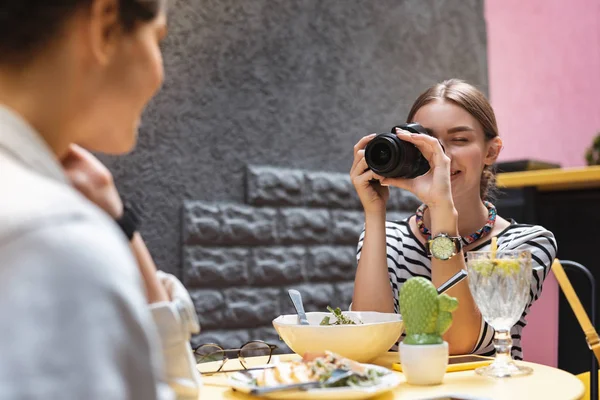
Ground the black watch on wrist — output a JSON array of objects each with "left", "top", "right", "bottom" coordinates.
[{"left": 115, "top": 202, "right": 140, "bottom": 241}]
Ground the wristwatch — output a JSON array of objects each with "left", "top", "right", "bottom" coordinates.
[
  {"left": 115, "top": 202, "right": 140, "bottom": 241},
  {"left": 426, "top": 233, "right": 463, "bottom": 260}
]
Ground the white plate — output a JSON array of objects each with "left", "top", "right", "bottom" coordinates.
[{"left": 227, "top": 364, "right": 401, "bottom": 399}]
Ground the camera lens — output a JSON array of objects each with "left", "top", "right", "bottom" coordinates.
[
  {"left": 371, "top": 143, "right": 392, "bottom": 166},
  {"left": 365, "top": 134, "right": 400, "bottom": 174},
  {"left": 365, "top": 135, "right": 399, "bottom": 173}
]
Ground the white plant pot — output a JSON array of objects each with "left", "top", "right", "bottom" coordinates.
[{"left": 399, "top": 341, "right": 448, "bottom": 385}]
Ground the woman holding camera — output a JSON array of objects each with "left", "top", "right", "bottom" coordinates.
[{"left": 350, "top": 79, "right": 556, "bottom": 359}]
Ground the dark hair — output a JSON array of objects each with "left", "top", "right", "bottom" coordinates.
[
  {"left": 0, "top": 0, "right": 162, "bottom": 66},
  {"left": 406, "top": 79, "right": 499, "bottom": 201}
]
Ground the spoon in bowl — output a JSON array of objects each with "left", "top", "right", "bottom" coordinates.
[{"left": 288, "top": 289, "right": 310, "bottom": 325}]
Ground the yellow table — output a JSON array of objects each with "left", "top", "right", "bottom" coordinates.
[{"left": 198, "top": 352, "right": 585, "bottom": 400}]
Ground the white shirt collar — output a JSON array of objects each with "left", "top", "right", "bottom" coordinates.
[{"left": 0, "top": 105, "right": 69, "bottom": 184}]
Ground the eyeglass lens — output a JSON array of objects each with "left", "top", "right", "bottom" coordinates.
[
  {"left": 239, "top": 341, "right": 274, "bottom": 369},
  {"left": 194, "top": 344, "right": 226, "bottom": 372}
]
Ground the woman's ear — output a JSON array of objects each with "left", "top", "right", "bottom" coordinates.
[
  {"left": 88, "top": 0, "right": 121, "bottom": 66},
  {"left": 484, "top": 137, "right": 503, "bottom": 166}
]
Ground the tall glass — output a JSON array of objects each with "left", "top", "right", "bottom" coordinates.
[{"left": 466, "top": 250, "right": 533, "bottom": 378}]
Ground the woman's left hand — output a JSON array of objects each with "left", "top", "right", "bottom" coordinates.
[
  {"left": 61, "top": 144, "right": 124, "bottom": 219},
  {"left": 379, "top": 129, "right": 453, "bottom": 208},
  {"left": 62, "top": 144, "right": 173, "bottom": 304}
]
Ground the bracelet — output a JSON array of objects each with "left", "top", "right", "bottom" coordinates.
[{"left": 115, "top": 201, "right": 140, "bottom": 241}]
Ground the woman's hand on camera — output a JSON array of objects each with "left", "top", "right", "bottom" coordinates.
[
  {"left": 379, "top": 129, "right": 453, "bottom": 210},
  {"left": 350, "top": 133, "right": 389, "bottom": 215}
]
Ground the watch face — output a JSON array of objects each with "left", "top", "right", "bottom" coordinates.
[{"left": 431, "top": 236, "right": 455, "bottom": 260}]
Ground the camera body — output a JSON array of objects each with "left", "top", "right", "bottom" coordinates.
[{"left": 364, "top": 123, "right": 430, "bottom": 179}]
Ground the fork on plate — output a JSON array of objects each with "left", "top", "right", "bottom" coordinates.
[{"left": 249, "top": 368, "right": 356, "bottom": 395}]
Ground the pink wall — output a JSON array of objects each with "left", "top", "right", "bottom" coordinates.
[
  {"left": 485, "top": 0, "right": 600, "bottom": 367},
  {"left": 486, "top": 0, "right": 600, "bottom": 168},
  {"left": 520, "top": 273, "right": 559, "bottom": 367}
]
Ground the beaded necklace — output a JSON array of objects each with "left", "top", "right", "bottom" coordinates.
[{"left": 415, "top": 200, "right": 497, "bottom": 245}]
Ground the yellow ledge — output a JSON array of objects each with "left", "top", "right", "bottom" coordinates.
[{"left": 496, "top": 165, "right": 600, "bottom": 191}]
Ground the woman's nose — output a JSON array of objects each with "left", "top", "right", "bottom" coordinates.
[{"left": 439, "top": 141, "right": 453, "bottom": 160}]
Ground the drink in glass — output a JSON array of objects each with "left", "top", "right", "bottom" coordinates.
[{"left": 466, "top": 250, "right": 533, "bottom": 378}]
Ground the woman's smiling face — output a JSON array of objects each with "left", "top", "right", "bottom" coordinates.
[{"left": 412, "top": 99, "right": 500, "bottom": 201}]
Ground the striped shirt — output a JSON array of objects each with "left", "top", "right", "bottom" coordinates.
[{"left": 356, "top": 217, "right": 557, "bottom": 360}]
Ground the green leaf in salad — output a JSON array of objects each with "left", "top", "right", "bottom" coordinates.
[{"left": 319, "top": 305, "right": 361, "bottom": 325}]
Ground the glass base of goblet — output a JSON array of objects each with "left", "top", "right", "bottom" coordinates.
[{"left": 475, "top": 360, "right": 533, "bottom": 378}]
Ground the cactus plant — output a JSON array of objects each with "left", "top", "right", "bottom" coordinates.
[{"left": 399, "top": 277, "right": 459, "bottom": 345}]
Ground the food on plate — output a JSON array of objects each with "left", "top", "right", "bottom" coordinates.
[
  {"left": 248, "top": 351, "right": 386, "bottom": 388},
  {"left": 319, "top": 306, "right": 362, "bottom": 326}
]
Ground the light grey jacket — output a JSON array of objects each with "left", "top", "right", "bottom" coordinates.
[{"left": 0, "top": 106, "right": 201, "bottom": 399}]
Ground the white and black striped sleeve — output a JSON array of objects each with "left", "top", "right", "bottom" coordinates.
[{"left": 357, "top": 220, "right": 429, "bottom": 314}]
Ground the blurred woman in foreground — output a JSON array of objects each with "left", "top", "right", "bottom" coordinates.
[{"left": 0, "top": 1, "right": 200, "bottom": 398}]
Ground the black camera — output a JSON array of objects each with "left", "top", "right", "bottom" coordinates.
[{"left": 364, "top": 123, "right": 430, "bottom": 179}]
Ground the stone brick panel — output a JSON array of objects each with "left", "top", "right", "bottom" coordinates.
[
  {"left": 183, "top": 247, "right": 250, "bottom": 287},
  {"left": 184, "top": 164, "right": 419, "bottom": 352},
  {"left": 183, "top": 202, "right": 277, "bottom": 245},
  {"left": 222, "top": 204, "right": 279, "bottom": 244},
  {"left": 334, "top": 281, "right": 356, "bottom": 311},
  {"left": 306, "top": 246, "right": 356, "bottom": 282},
  {"left": 278, "top": 208, "right": 330, "bottom": 244},
  {"left": 182, "top": 202, "right": 221, "bottom": 245},
  {"left": 386, "top": 211, "right": 412, "bottom": 223},
  {"left": 304, "top": 172, "right": 362, "bottom": 209},
  {"left": 246, "top": 165, "right": 305, "bottom": 207},
  {"left": 223, "top": 287, "right": 281, "bottom": 328},
  {"left": 331, "top": 210, "right": 365, "bottom": 244},
  {"left": 389, "top": 188, "right": 421, "bottom": 211},
  {"left": 250, "top": 247, "right": 306, "bottom": 285},
  {"left": 190, "top": 289, "right": 227, "bottom": 330}
]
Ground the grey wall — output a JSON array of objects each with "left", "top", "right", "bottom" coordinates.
[{"left": 101, "top": 0, "right": 488, "bottom": 348}]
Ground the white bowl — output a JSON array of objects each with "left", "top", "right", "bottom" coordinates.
[{"left": 272, "top": 311, "right": 404, "bottom": 363}]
